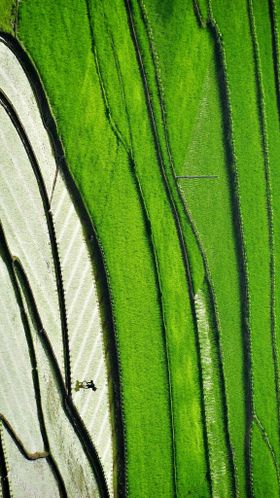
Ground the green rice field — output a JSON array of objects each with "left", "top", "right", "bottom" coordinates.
[{"left": 0, "top": 0, "right": 280, "bottom": 496}]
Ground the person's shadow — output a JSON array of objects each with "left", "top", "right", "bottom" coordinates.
[{"left": 75, "top": 380, "right": 97, "bottom": 392}]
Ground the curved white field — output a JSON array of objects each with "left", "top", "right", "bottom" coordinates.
[
  {"left": 52, "top": 174, "right": 114, "bottom": 493},
  {"left": 0, "top": 257, "right": 44, "bottom": 454},
  {"left": 17, "top": 289, "right": 101, "bottom": 498},
  {"left": 0, "top": 106, "right": 65, "bottom": 375},
  {"left": 0, "top": 39, "right": 57, "bottom": 198},
  {"left": 0, "top": 39, "right": 114, "bottom": 496}
]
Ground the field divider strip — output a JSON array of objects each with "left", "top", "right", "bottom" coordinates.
[
  {"left": 0, "top": 87, "right": 71, "bottom": 396},
  {"left": 248, "top": 0, "right": 280, "bottom": 453}
]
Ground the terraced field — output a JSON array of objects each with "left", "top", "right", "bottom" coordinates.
[{"left": 0, "top": 0, "right": 280, "bottom": 496}]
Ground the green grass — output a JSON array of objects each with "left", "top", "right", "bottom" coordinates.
[
  {"left": 0, "top": 0, "right": 16, "bottom": 33},
  {"left": 2, "top": 0, "right": 279, "bottom": 495}
]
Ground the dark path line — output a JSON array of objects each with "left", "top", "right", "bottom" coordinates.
[
  {"left": 268, "top": 0, "right": 280, "bottom": 125},
  {"left": 0, "top": 31, "right": 125, "bottom": 497},
  {"left": 205, "top": 1, "right": 255, "bottom": 495},
  {"left": 0, "top": 89, "right": 71, "bottom": 396},
  {"left": 0, "top": 425, "right": 11, "bottom": 498},
  {"left": 13, "top": 254, "right": 109, "bottom": 498},
  {"left": 0, "top": 414, "right": 48, "bottom": 461},
  {"left": 248, "top": 0, "right": 280, "bottom": 454},
  {"left": 254, "top": 414, "right": 280, "bottom": 487},
  {"left": 0, "top": 224, "right": 67, "bottom": 498}
]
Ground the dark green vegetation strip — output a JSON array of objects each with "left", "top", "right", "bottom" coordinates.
[{"left": 0, "top": 0, "right": 17, "bottom": 34}]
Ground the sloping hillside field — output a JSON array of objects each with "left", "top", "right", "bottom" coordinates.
[{"left": 0, "top": 0, "right": 280, "bottom": 496}]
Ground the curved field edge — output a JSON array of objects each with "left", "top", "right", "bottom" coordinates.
[
  {"left": 17, "top": 3, "right": 177, "bottom": 496},
  {"left": 0, "top": 32, "right": 125, "bottom": 497}
]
